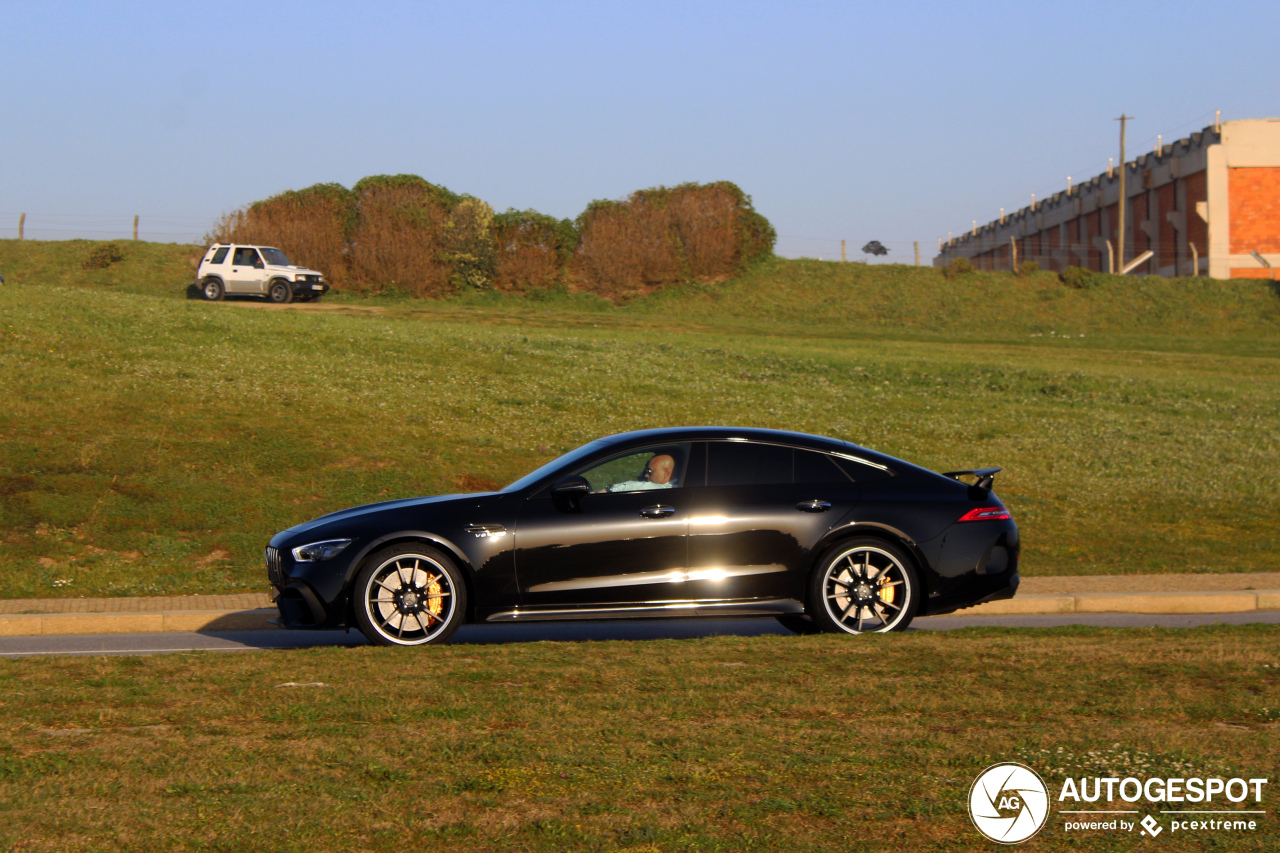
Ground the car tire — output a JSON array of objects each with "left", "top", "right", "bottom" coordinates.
[
  {"left": 202, "top": 278, "right": 224, "bottom": 302},
  {"left": 807, "top": 537, "right": 919, "bottom": 635},
  {"left": 353, "top": 545, "right": 467, "bottom": 646},
  {"left": 774, "top": 613, "right": 820, "bottom": 635},
  {"left": 268, "top": 280, "right": 293, "bottom": 304}
]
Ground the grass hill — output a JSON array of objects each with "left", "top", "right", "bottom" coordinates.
[{"left": 1, "top": 239, "right": 1278, "bottom": 598}]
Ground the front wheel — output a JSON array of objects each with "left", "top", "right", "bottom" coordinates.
[
  {"left": 353, "top": 545, "right": 467, "bottom": 646},
  {"left": 202, "top": 278, "right": 224, "bottom": 301},
  {"left": 267, "top": 280, "right": 293, "bottom": 304},
  {"left": 808, "top": 538, "right": 919, "bottom": 634}
]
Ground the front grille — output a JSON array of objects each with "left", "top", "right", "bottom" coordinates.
[{"left": 265, "top": 546, "right": 284, "bottom": 585}]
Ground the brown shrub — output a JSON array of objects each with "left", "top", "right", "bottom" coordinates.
[
  {"left": 207, "top": 177, "right": 775, "bottom": 301},
  {"left": 348, "top": 180, "right": 454, "bottom": 297},
  {"left": 208, "top": 183, "right": 355, "bottom": 288},
  {"left": 492, "top": 210, "right": 576, "bottom": 292},
  {"left": 572, "top": 181, "right": 775, "bottom": 301}
]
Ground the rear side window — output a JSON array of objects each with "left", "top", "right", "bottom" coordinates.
[
  {"left": 210, "top": 247, "right": 229, "bottom": 264},
  {"left": 831, "top": 455, "right": 893, "bottom": 483},
  {"left": 795, "top": 449, "right": 853, "bottom": 484},
  {"left": 707, "top": 442, "right": 792, "bottom": 487}
]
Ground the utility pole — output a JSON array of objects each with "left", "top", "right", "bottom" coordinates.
[{"left": 1116, "top": 114, "right": 1133, "bottom": 274}]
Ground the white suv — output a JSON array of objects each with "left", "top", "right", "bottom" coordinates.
[{"left": 196, "top": 244, "right": 329, "bottom": 303}]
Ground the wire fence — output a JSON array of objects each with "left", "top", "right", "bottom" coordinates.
[{"left": 0, "top": 212, "right": 210, "bottom": 244}]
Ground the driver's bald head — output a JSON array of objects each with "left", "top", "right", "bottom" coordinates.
[{"left": 647, "top": 454, "right": 675, "bottom": 485}]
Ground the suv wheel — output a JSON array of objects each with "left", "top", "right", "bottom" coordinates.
[
  {"left": 202, "top": 278, "right": 224, "bottom": 302},
  {"left": 268, "top": 280, "right": 293, "bottom": 304}
]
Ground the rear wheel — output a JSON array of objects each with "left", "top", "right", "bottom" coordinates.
[
  {"left": 808, "top": 538, "right": 919, "bottom": 634},
  {"left": 268, "top": 280, "right": 293, "bottom": 304},
  {"left": 202, "top": 278, "right": 224, "bottom": 301},
  {"left": 353, "top": 545, "right": 467, "bottom": 646}
]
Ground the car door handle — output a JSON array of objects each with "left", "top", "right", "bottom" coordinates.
[
  {"left": 796, "top": 499, "right": 832, "bottom": 512},
  {"left": 640, "top": 505, "right": 676, "bottom": 518}
]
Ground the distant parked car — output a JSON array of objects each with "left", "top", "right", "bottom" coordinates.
[
  {"left": 196, "top": 244, "right": 329, "bottom": 304},
  {"left": 266, "top": 426, "right": 1020, "bottom": 646}
]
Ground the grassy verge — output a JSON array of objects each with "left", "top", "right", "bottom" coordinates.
[
  {"left": 1, "top": 241, "right": 1278, "bottom": 597},
  {"left": 0, "top": 626, "right": 1276, "bottom": 851}
]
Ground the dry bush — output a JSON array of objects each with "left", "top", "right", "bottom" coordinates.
[
  {"left": 572, "top": 198, "right": 681, "bottom": 300},
  {"left": 208, "top": 184, "right": 355, "bottom": 288},
  {"left": 207, "top": 177, "right": 775, "bottom": 301},
  {"left": 572, "top": 181, "right": 776, "bottom": 301},
  {"left": 347, "top": 176, "right": 458, "bottom": 297},
  {"left": 492, "top": 210, "right": 577, "bottom": 292}
]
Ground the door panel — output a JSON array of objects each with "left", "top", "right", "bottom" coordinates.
[
  {"left": 685, "top": 443, "right": 859, "bottom": 601},
  {"left": 226, "top": 247, "right": 265, "bottom": 293},
  {"left": 514, "top": 490, "right": 689, "bottom": 606}
]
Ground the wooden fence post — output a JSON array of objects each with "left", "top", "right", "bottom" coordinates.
[
  {"left": 19, "top": 213, "right": 25, "bottom": 240},
  {"left": 841, "top": 240, "right": 846, "bottom": 263},
  {"left": 133, "top": 215, "right": 139, "bottom": 241},
  {"left": 1189, "top": 242, "right": 1199, "bottom": 277},
  {"left": 914, "top": 241, "right": 920, "bottom": 266},
  {"left": 1011, "top": 236, "right": 1018, "bottom": 273}
]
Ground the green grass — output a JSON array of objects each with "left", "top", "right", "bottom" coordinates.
[
  {"left": 1, "top": 240, "right": 1279, "bottom": 598},
  {"left": 0, "top": 626, "right": 1276, "bottom": 851}
]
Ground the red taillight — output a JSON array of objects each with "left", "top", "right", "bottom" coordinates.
[{"left": 958, "top": 506, "right": 1011, "bottom": 522}]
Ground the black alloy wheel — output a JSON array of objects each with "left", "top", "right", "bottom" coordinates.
[
  {"left": 353, "top": 545, "right": 467, "bottom": 646},
  {"left": 268, "top": 280, "right": 293, "bottom": 304},
  {"left": 808, "top": 537, "right": 919, "bottom": 634}
]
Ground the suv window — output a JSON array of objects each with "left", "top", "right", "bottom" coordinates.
[
  {"left": 232, "top": 247, "right": 260, "bottom": 266},
  {"left": 210, "top": 247, "right": 229, "bottom": 264},
  {"left": 576, "top": 444, "right": 690, "bottom": 493},
  {"left": 260, "top": 247, "right": 291, "bottom": 266},
  {"left": 706, "top": 441, "right": 792, "bottom": 487}
]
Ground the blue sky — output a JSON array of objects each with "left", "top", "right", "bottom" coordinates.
[{"left": 3, "top": 0, "right": 1278, "bottom": 260}]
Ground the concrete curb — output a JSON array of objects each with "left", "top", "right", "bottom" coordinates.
[
  {"left": 0, "top": 609, "right": 277, "bottom": 637},
  {"left": 0, "top": 590, "right": 1277, "bottom": 637},
  {"left": 964, "top": 590, "right": 1280, "bottom": 616}
]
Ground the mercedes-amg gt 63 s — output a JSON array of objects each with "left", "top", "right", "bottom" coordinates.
[{"left": 266, "top": 427, "right": 1020, "bottom": 646}]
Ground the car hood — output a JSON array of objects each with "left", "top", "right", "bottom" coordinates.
[
  {"left": 265, "top": 264, "right": 323, "bottom": 276},
  {"left": 283, "top": 491, "right": 501, "bottom": 536}
]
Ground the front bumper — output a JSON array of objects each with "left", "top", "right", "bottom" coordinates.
[
  {"left": 266, "top": 544, "right": 350, "bottom": 628},
  {"left": 290, "top": 280, "right": 330, "bottom": 296}
]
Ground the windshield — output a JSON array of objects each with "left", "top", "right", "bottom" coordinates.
[
  {"left": 259, "top": 247, "right": 291, "bottom": 266},
  {"left": 500, "top": 440, "right": 611, "bottom": 493}
]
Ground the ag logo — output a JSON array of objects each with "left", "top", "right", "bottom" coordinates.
[{"left": 969, "top": 763, "right": 1050, "bottom": 844}]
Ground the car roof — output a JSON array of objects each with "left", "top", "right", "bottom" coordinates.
[{"left": 597, "top": 426, "right": 881, "bottom": 456}]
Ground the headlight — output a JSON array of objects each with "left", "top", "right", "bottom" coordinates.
[{"left": 291, "top": 539, "right": 353, "bottom": 562}]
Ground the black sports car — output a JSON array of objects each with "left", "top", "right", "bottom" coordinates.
[{"left": 266, "top": 427, "right": 1019, "bottom": 645}]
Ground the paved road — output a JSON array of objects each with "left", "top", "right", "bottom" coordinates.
[{"left": 2, "top": 611, "right": 1278, "bottom": 657}]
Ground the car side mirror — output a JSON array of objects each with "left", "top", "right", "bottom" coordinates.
[
  {"left": 551, "top": 475, "right": 591, "bottom": 496},
  {"left": 551, "top": 475, "right": 591, "bottom": 512}
]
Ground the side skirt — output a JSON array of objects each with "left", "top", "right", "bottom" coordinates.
[{"left": 482, "top": 598, "right": 805, "bottom": 623}]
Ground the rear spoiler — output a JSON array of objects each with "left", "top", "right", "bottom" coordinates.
[{"left": 941, "top": 467, "right": 1002, "bottom": 493}]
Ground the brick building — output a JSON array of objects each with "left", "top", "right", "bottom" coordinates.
[{"left": 934, "top": 118, "right": 1280, "bottom": 279}]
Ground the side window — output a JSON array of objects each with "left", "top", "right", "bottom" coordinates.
[
  {"left": 576, "top": 444, "right": 690, "bottom": 494},
  {"left": 831, "top": 455, "right": 893, "bottom": 483},
  {"left": 706, "top": 442, "right": 792, "bottom": 487},
  {"left": 210, "top": 247, "right": 229, "bottom": 264},
  {"left": 233, "top": 247, "right": 260, "bottom": 266},
  {"left": 795, "top": 449, "right": 853, "bottom": 484}
]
